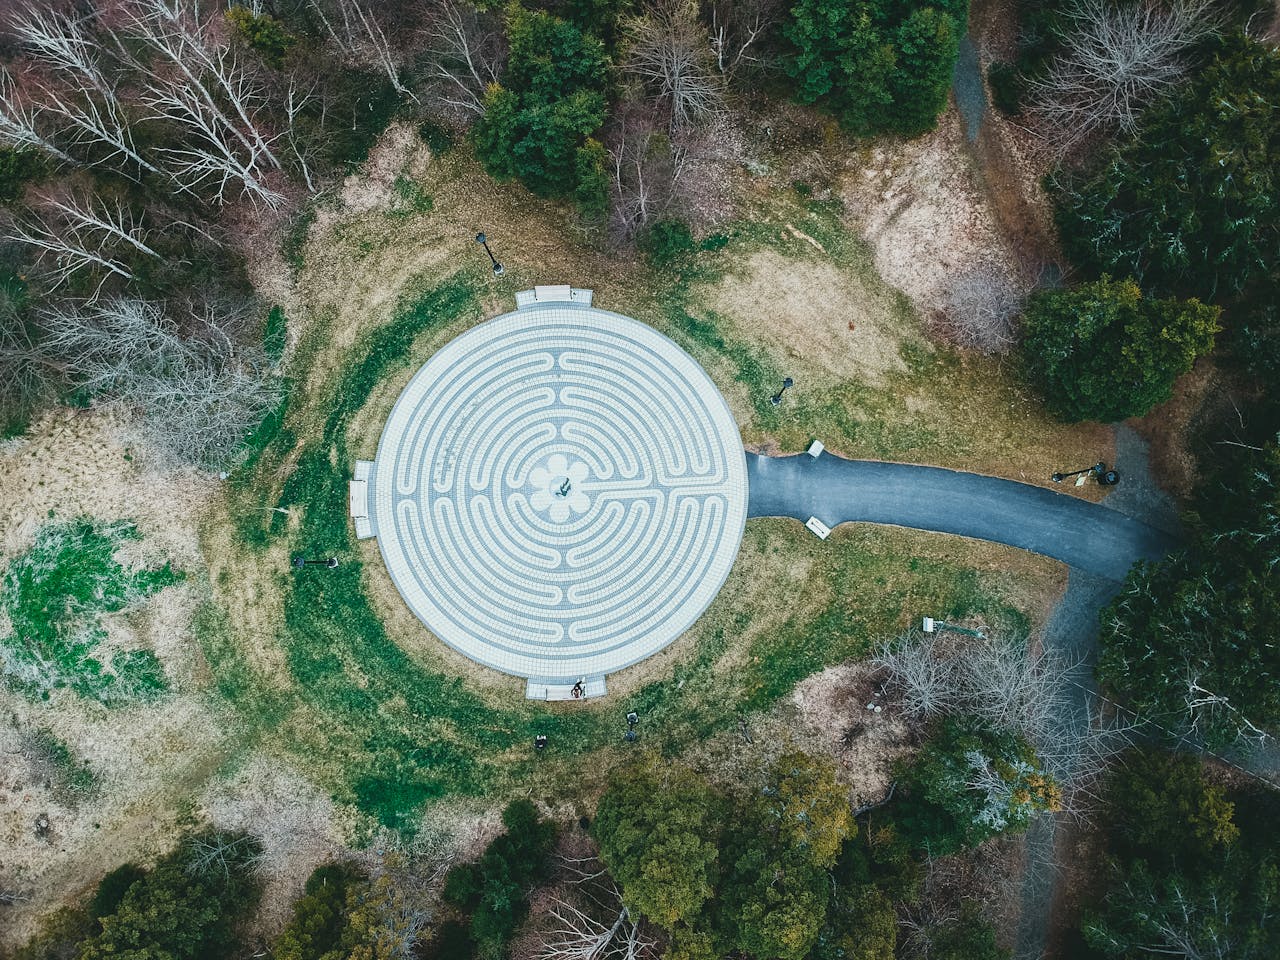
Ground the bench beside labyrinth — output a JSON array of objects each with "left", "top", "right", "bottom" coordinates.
[{"left": 349, "top": 287, "right": 749, "bottom": 701}]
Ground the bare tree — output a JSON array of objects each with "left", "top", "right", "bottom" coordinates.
[
  {"left": 539, "top": 902, "right": 654, "bottom": 960},
  {"left": 418, "top": 0, "right": 505, "bottom": 119},
  {"left": 933, "top": 264, "right": 1024, "bottom": 354},
  {"left": 708, "top": 0, "right": 779, "bottom": 82},
  {"left": 282, "top": 76, "right": 319, "bottom": 193},
  {"left": 5, "top": 212, "right": 135, "bottom": 297},
  {"left": 309, "top": 0, "right": 416, "bottom": 100},
  {"left": 0, "top": 67, "right": 74, "bottom": 164},
  {"left": 42, "top": 297, "right": 282, "bottom": 469},
  {"left": 136, "top": 68, "right": 284, "bottom": 207},
  {"left": 118, "top": 0, "right": 287, "bottom": 204},
  {"left": 185, "top": 832, "right": 267, "bottom": 878},
  {"left": 125, "top": 0, "right": 283, "bottom": 168},
  {"left": 9, "top": 4, "right": 116, "bottom": 100},
  {"left": 1027, "top": 0, "right": 1223, "bottom": 154},
  {"left": 34, "top": 81, "right": 168, "bottom": 182},
  {"left": 606, "top": 107, "right": 692, "bottom": 238},
  {"left": 41, "top": 190, "right": 160, "bottom": 258},
  {"left": 1183, "top": 671, "right": 1273, "bottom": 750},
  {"left": 535, "top": 855, "right": 657, "bottom": 960},
  {"left": 622, "top": 0, "right": 724, "bottom": 131},
  {"left": 874, "top": 629, "right": 1137, "bottom": 811}
]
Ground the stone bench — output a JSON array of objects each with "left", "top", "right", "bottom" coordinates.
[
  {"left": 515, "top": 286, "right": 594, "bottom": 310},
  {"left": 350, "top": 460, "right": 375, "bottom": 540},
  {"left": 525, "top": 676, "right": 608, "bottom": 700}
]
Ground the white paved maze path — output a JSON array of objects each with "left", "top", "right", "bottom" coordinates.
[{"left": 356, "top": 300, "right": 749, "bottom": 690}]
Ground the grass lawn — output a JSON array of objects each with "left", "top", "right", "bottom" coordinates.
[{"left": 198, "top": 141, "right": 1073, "bottom": 829}]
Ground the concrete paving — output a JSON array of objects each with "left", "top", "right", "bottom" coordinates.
[
  {"left": 359, "top": 297, "right": 748, "bottom": 688},
  {"left": 747, "top": 452, "right": 1177, "bottom": 581}
]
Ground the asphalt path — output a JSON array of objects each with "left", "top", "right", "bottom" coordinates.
[{"left": 746, "top": 452, "right": 1178, "bottom": 581}]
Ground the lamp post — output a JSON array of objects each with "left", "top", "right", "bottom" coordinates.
[
  {"left": 292, "top": 556, "right": 339, "bottom": 569},
  {"left": 475, "top": 232, "right": 504, "bottom": 277},
  {"left": 1051, "top": 461, "right": 1119, "bottom": 486},
  {"left": 770, "top": 377, "right": 794, "bottom": 406}
]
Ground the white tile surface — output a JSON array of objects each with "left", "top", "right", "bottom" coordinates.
[{"left": 362, "top": 299, "right": 749, "bottom": 686}]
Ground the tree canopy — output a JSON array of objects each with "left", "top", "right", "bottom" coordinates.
[
  {"left": 1020, "top": 275, "right": 1219, "bottom": 423},
  {"left": 593, "top": 762, "right": 724, "bottom": 930},
  {"left": 473, "top": 7, "right": 610, "bottom": 207},
  {"left": 1052, "top": 35, "right": 1280, "bottom": 304},
  {"left": 890, "top": 716, "right": 1058, "bottom": 857},
  {"left": 783, "top": 0, "right": 968, "bottom": 137},
  {"left": 1099, "top": 441, "right": 1280, "bottom": 748},
  {"left": 1081, "top": 750, "right": 1280, "bottom": 959},
  {"left": 77, "top": 833, "right": 262, "bottom": 960}
]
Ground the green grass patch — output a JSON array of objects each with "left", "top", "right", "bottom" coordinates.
[
  {"left": 1, "top": 519, "right": 180, "bottom": 704},
  {"left": 263, "top": 305, "right": 288, "bottom": 364},
  {"left": 203, "top": 218, "right": 1058, "bottom": 828},
  {"left": 389, "top": 175, "right": 434, "bottom": 218}
]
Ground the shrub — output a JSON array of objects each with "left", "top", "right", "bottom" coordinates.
[
  {"left": 573, "top": 138, "right": 609, "bottom": 223},
  {"left": 0, "top": 146, "right": 46, "bottom": 204},
  {"left": 639, "top": 218, "right": 695, "bottom": 267},
  {"left": 226, "top": 8, "right": 295, "bottom": 67},
  {"left": 986, "top": 61, "right": 1026, "bottom": 115},
  {"left": 442, "top": 800, "right": 557, "bottom": 955},
  {"left": 89, "top": 865, "right": 146, "bottom": 921},
  {"left": 274, "top": 864, "right": 361, "bottom": 960},
  {"left": 1020, "top": 276, "right": 1219, "bottom": 423}
]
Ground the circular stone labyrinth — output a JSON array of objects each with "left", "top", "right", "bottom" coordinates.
[{"left": 360, "top": 297, "right": 748, "bottom": 690}]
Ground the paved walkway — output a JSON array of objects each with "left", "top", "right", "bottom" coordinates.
[{"left": 747, "top": 452, "right": 1177, "bottom": 581}]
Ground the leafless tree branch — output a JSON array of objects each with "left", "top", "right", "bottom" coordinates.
[
  {"left": 622, "top": 0, "right": 724, "bottom": 131},
  {"left": 1027, "top": 0, "right": 1224, "bottom": 155},
  {"left": 418, "top": 0, "right": 505, "bottom": 119}
]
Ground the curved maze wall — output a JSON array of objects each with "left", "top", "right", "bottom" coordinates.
[{"left": 364, "top": 303, "right": 748, "bottom": 686}]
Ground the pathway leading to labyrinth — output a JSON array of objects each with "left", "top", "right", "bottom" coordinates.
[
  {"left": 750, "top": 431, "right": 1183, "bottom": 959},
  {"left": 746, "top": 451, "right": 1178, "bottom": 580}
]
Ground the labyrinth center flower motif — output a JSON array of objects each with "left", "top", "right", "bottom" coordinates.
[{"left": 528, "top": 454, "right": 590, "bottom": 522}]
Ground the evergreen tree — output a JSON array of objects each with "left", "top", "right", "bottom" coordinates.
[
  {"left": 1053, "top": 35, "right": 1280, "bottom": 303},
  {"left": 593, "top": 763, "right": 724, "bottom": 930},
  {"left": 1099, "top": 442, "right": 1280, "bottom": 747},
  {"left": 473, "top": 8, "right": 609, "bottom": 204},
  {"left": 1020, "top": 276, "right": 1218, "bottom": 423},
  {"left": 783, "top": 0, "right": 967, "bottom": 137},
  {"left": 78, "top": 833, "right": 262, "bottom": 960}
]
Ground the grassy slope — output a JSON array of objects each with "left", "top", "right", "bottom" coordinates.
[{"left": 202, "top": 204, "right": 1061, "bottom": 830}]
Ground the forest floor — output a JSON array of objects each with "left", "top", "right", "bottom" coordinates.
[{"left": 0, "top": 94, "right": 1168, "bottom": 951}]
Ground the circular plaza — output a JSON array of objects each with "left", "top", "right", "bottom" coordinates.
[{"left": 350, "top": 289, "right": 748, "bottom": 697}]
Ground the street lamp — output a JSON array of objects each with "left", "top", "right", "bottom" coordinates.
[
  {"left": 292, "top": 556, "right": 339, "bottom": 569},
  {"left": 770, "top": 377, "right": 794, "bottom": 406},
  {"left": 1051, "top": 461, "right": 1119, "bottom": 486},
  {"left": 475, "top": 232, "right": 504, "bottom": 277}
]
